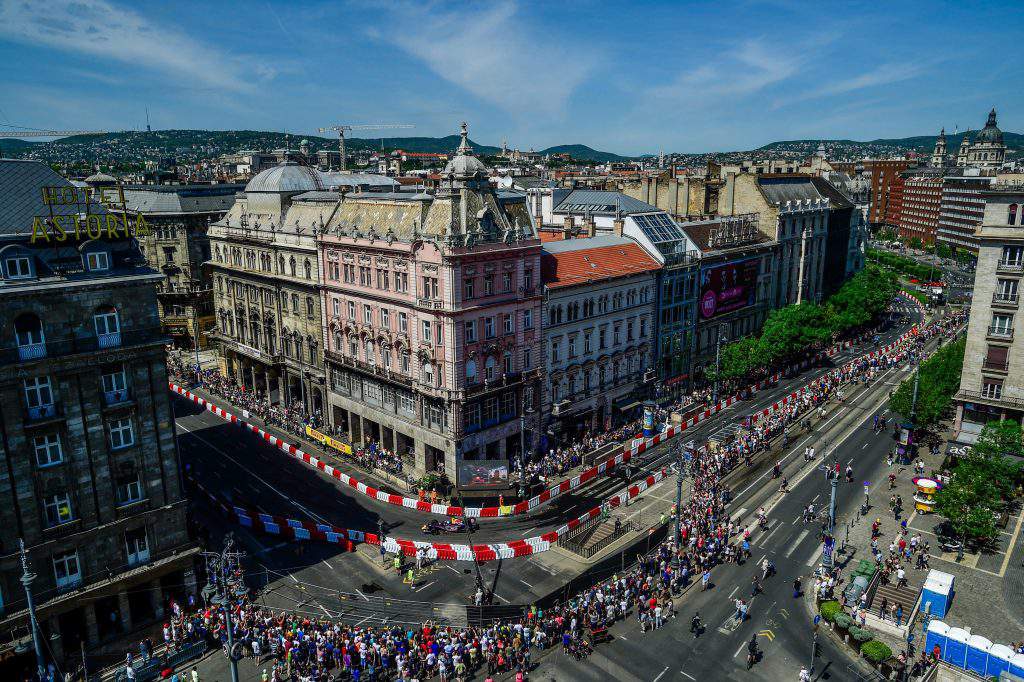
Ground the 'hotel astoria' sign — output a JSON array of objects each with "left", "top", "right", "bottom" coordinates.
[{"left": 29, "top": 185, "right": 151, "bottom": 244}]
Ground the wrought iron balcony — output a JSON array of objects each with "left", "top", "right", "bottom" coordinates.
[{"left": 992, "top": 293, "right": 1019, "bottom": 308}]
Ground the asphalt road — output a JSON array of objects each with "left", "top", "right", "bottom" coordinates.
[{"left": 173, "top": 299, "right": 921, "bottom": 609}]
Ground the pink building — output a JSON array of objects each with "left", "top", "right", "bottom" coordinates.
[{"left": 318, "top": 125, "right": 543, "bottom": 491}]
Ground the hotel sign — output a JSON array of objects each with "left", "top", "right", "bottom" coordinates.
[{"left": 30, "top": 184, "right": 151, "bottom": 244}]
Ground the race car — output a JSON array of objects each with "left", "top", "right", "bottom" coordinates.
[{"left": 421, "top": 517, "right": 479, "bottom": 535}]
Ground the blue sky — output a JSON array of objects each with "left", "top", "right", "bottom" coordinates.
[{"left": 0, "top": 0, "right": 1020, "bottom": 155}]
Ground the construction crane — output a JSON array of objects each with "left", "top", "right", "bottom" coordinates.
[
  {"left": 0, "top": 123, "right": 107, "bottom": 138},
  {"left": 316, "top": 123, "right": 414, "bottom": 171}
]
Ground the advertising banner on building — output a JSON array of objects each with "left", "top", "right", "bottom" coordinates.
[
  {"left": 698, "top": 257, "right": 760, "bottom": 319},
  {"left": 458, "top": 460, "right": 511, "bottom": 489}
]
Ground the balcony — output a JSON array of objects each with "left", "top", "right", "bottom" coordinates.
[
  {"left": 25, "top": 403, "right": 58, "bottom": 422},
  {"left": 464, "top": 372, "right": 522, "bottom": 397},
  {"left": 982, "top": 359, "right": 1010, "bottom": 373},
  {"left": 957, "top": 388, "right": 1024, "bottom": 408},
  {"left": 325, "top": 349, "right": 413, "bottom": 387},
  {"left": 17, "top": 342, "right": 47, "bottom": 361},
  {"left": 987, "top": 326, "right": 1014, "bottom": 340},
  {"left": 103, "top": 388, "right": 132, "bottom": 406},
  {"left": 97, "top": 331, "right": 122, "bottom": 349},
  {"left": 997, "top": 260, "right": 1024, "bottom": 274},
  {"left": 992, "top": 293, "right": 1020, "bottom": 308},
  {"left": 417, "top": 298, "right": 443, "bottom": 310}
]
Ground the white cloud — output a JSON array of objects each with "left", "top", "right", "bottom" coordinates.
[
  {"left": 374, "top": 1, "right": 599, "bottom": 119},
  {"left": 775, "top": 61, "right": 929, "bottom": 108},
  {"left": 0, "top": 0, "right": 256, "bottom": 93},
  {"left": 649, "top": 39, "right": 802, "bottom": 103}
]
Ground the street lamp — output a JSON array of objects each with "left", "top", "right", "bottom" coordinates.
[
  {"left": 201, "top": 533, "right": 245, "bottom": 682},
  {"left": 712, "top": 324, "right": 727, "bottom": 404},
  {"left": 18, "top": 540, "right": 46, "bottom": 682}
]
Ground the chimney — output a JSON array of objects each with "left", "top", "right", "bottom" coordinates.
[
  {"left": 563, "top": 214, "right": 574, "bottom": 239},
  {"left": 613, "top": 217, "right": 625, "bottom": 237},
  {"left": 641, "top": 176, "right": 651, "bottom": 203},
  {"left": 724, "top": 172, "right": 737, "bottom": 216},
  {"left": 586, "top": 215, "right": 596, "bottom": 238}
]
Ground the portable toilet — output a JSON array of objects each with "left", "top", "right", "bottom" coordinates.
[
  {"left": 930, "top": 569, "right": 955, "bottom": 602},
  {"left": 925, "top": 620, "right": 950, "bottom": 658},
  {"left": 944, "top": 627, "right": 969, "bottom": 668},
  {"left": 1010, "top": 651, "right": 1024, "bottom": 678},
  {"left": 986, "top": 643, "right": 1014, "bottom": 678},
  {"left": 921, "top": 577, "right": 953, "bottom": 618},
  {"left": 965, "top": 634, "right": 992, "bottom": 675}
]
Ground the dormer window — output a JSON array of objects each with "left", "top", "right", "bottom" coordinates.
[
  {"left": 5, "top": 255, "right": 32, "bottom": 280},
  {"left": 85, "top": 251, "right": 110, "bottom": 271}
]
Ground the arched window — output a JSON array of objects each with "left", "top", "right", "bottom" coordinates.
[
  {"left": 485, "top": 356, "right": 496, "bottom": 380},
  {"left": 93, "top": 306, "right": 121, "bottom": 348},
  {"left": 333, "top": 329, "right": 343, "bottom": 350},
  {"left": 304, "top": 259, "right": 312, "bottom": 279},
  {"left": 289, "top": 257, "right": 296, "bottom": 277},
  {"left": 365, "top": 340, "right": 375, "bottom": 365},
  {"left": 1009, "top": 204, "right": 1019, "bottom": 226},
  {"left": 278, "top": 255, "right": 285, "bottom": 273},
  {"left": 466, "top": 359, "right": 477, "bottom": 382},
  {"left": 423, "top": 362, "right": 434, "bottom": 386},
  {"left": 295, "top": 337, "right": 304, "bottom": 362},
  {"left": 15, "top": 313, "right": 45, "bottom": 359},
  {"left": 291, "top": 294, "right": 299, "bottom": 313}
]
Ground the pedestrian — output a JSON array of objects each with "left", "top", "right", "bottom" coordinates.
[
  {"left": 896, "top": 603, "right": 904, "bottom": 627},
  {"left": 897, "top": 567, "right": 907, "bottom": 589},
  {"left": 191, "top": 668, "right": 200, "bottom": 682},
  {"left": 701, "top": 569, "right": 711, "bottom": 591},
  {"left": 793, "top": 577, "right": 801, "bottom": 599}
]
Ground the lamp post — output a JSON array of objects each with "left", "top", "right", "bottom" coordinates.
[
  {"left": 18, "top": 539, "right": 46, "bottom": 682},
  {"left": 202, "top": 533, "right": 244, "bottom": 682},
  {"left": 672, "top": 443, "right": 685, "bottom": 571},
  {"left": 712, "top": 324, "right": 727, "bottom": 404}
]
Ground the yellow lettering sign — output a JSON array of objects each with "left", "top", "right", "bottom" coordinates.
[{"left": 30, "top": 217, "right": 50, "bottom": 243}]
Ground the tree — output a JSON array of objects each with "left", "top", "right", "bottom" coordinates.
[
  {"left": 909, "top": 237, "right": 923, "bottom": 250},
  {"left": 714, "top": 336, "right": 766, "bottom": 381},
  {"left": 935, "top": 243, "right": 952, "bottom": 259},
  {"left": 961, "top": 420, "right": 1024, "bottom": 500},
  {"left": 888, "top": 339, "right": 965, "bottom": 426}
]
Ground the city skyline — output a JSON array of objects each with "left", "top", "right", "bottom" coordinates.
[{"left": 0, "top": 0, "right": 1021, "bottom": 155}]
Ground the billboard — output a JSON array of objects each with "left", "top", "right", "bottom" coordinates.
[
  {"left": 458, "top": 460, "right": 510, "bottom": 489},
  {"left": 699, "top": 257, "right": 760, "bottom": 319}
]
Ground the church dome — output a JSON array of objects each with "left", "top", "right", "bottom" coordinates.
[
  {"left": 245, "top": 162, "right": 323, "bottom": 193},
  {"left": 975, "top": 108, "right": 1003, "bottom": 144},
  {"left": 84, "top": 171, "right": 117, "bottom": 186},
  {"left": 443, "top": 122, "right": 488, "bottom": 178}
]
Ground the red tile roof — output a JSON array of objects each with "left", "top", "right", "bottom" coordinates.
[
  {"left": 542, "top": 243, "right": 661, "bottom": 289},
  {"left": 538, "top": 228, "right": 566, "bottom": 242}
]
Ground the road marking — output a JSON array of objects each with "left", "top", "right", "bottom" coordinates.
[
  {"left": 680, "top": 673, "right": 695, "bottom": 681},
  {"left": 733, "top": 642, "right": 746, "bottom": 658},
  {"left": 322, "top": 560, "right": 333, "bottom": 571},
  {"left": 728, "top": 586, "right": 738, "bottom": 599},
  {"left": 354, "top": 589, "right": 369, "bottom": 602},
  {"left": 757, "top": 629, "right": 775, "bottom": 641},
  {"left": 999, "top": 506, "right": 1024, "bottom": 577},
  {"left": 412, "top": 580, "right": 435, "bottom": 592},
  {"left": 811, "top": 494, "right": 820, "bottom": 503},
  {"left": 177, "top": 421, "right": 332, "bottom": 525},
  {"left": 734, "top": 507, "right": 748, "bottom": 520},
  {"left": 786, "top": 530, "right": 809, "bottom": 557},
  {"left": 761, "top": 524, "right": 780, "bottom": 545},
  {"left": 519, "top": 578, "right": 534, "bottom": 588},
  {"left": 806, "top": 545, "right": 824, "bottom": 567},
  {"left": 862, "top": 443, "right": 869, "bottom": 449},
  {"left": 653, "top": 666, "right": 669, "bottom": 682},
  {"left": 620, "top": 635, "right": 628, "bottom": 640},
  {"left": 444, "top": 564, "right": 462, "bottom": 575}
]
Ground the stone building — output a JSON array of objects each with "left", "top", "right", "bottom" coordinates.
[
  {"left": 958, "top": 109, "right": 1007, "bottom": 170},
  {"left": 123, "top": 184, "right": 242, "bottom": 349},
  {"left": 207, "top": 164, "right": 331, "bottom": 412},
  {"left": 723, "top": 174, "right": 832, "bottom": 306},
  {"left": 541, "top": 236, "right": 660, "bottom": 439},
  {"left": 319, "top": 124, "right": 543, "bottom": 489},
  {"left": 936, "top": 173, "right": 996, "bottom": 254},
  {"left": 954, "top": 185, "right": 1024, "bottom": 443},
  {"left": 0, "top": 160, "right": 195, "bottom": 671},
  {"left": 896, "top": 173, "right": 944, "bottom": 246}
]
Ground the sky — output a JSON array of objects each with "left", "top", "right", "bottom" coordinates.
[{"left": 0, "top": 0, "right": 1020, "bottom": 155}]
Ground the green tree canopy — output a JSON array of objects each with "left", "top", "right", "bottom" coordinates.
[{"left": 888, "top": 338, "right": 965, "bottom": 426}]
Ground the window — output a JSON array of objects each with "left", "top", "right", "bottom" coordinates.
[
  {"left": 982, "top": 378, "right": 1003, "bottom": 399},
  {"left": 503, "top": 351, "right": 513, "bottom": 374},
  {"left": 421, "top": 320, "right": 432, "bottom": 343},
  {"left": 436, "top": 323, "right": 443, "bottom": 346},
  {"left": 328, "top": 261, "right": 340, "bottom": 280},
  {"left": 465, "top": 320, "right": 477, "bottom": 343},
  {"left": 359, "top": 267, "right": 371, "bottom": 287},
  {"left": 44, "top": 493, "right": 73, "bottom": 527},
  {"left": 484, "top": 317, "right": 495, "bottom": 339},
  {"left": 422, "top": 362, "right": 435, "bottom": 386},
  {"left": 381, "top": 308, "right": 390, "bottom": 328},
  {"left": 24, "top": 375, "right": 53, "bottom": 410},
  {"left": 985, "top": 344, "right": 1009, "bottom": 371},
  {"left": 997, "top": 279, "right": 1019, "bottom": 301},
  {"left": 347, "top": 301, "right": 356, "bottom": 320},
  {"left": 484, "top": 397, "right": 498, "bottom": 424},
  {"left": 584, "top": 332, "right": 592, "bottom": 354},
  {"left": 1009, "top": 204, "right": 1019, "bottom": 226},
  {"left": 343, "top": 264, "right": 355, "bottom": 283},
  {"left": 485, "top": 356, "right": 496, "bottom": 381},
  {"left": 126, "top": 528, "right": 150, "bottom": 566},
  {"left": 400, "top": 352, "right": 410, "bottom": 373},
  {"left": 551, "top": 340, "right": 560, "bottom": 363},
  {"left": 991, "top": 314, "right": 1013, "bottom": 336},
  {"left": 94, "top": 307, "right": 120, "bottom": 344},
  {"left": 117, "top": 476, "right": 144, "bottom": 506},
  {"left": 304, "top": 260, "right": 312, "bottom": 279},
  {"left": 377, "top": 269, "right": 390, "bottom": 290},
  {"left": 399, "top": 312, "right": 408, "bottom": 333},
  {"left": 332, "top": 298, "right": 341, "bottom": 317},
  {"left": 627, "top": 320, "right": 634, "bottom": 341},
  {"left": 501, "top": 392, "right": 514, "bottom": 417},
  {"left": 503, "top": 314, "right": 513, "bottom": 335},
  {"left": 502, "top": 272, "right": 512, "bottom": 292},
  {"left": 291, "top": 294, "right": 299, "bottom": 314},
  {"left": 15, "top": 313, "right": 45, "bottom": 359},
  {"left": 1002, "top": 246, "right": 1024, "bottom": 266},
  {"left": 396, "top": 272, "right": 409, "bottom": 293},
  {"left": 34, "top": 433, "right": 62, "bottom": 467},
  {"left": 464, "top": 278, "right": 475, "bottom": 299},
  {"left": 524, "top": 269, "right": 533, "bottom": 290},
  {"left": 5, "top": 255, "right": 32, "bottom": 279},
  {"left": 465, "top": 403, "right": 481, "bottom": 429},
  {"left": 365, "top": 340, "right": 375, "bottom": 365},
  {"left": 87, "top": 251, "right": 110, "bottom": 271},
  {"left": 568, "top": 336, "right": 576, "bottom": 358},
  {"left": 484, "top": 274, "right": 494, "bottom": 295},
  {"left": 523, "top": 348, "right": 532, "bottom": 370},
  {"left": 290, "top": 258, "right": 297, "bottom": 277},
  {"left": 101, "top": 368, "right": 128, "bottom": 404},
  {"left": 640, "top": 319, "right": 648, "bottom": 338},
  {"left": 613, "top": 323, "right": 621, "bottom": 345},
  {"left": 421, "top": 276, "right": 438, "bottom": 299},
  {"left": 306, "top": 297, "right": 315, "bottom": 319},
  {"left": 523, "top": 309, "right": 534, "bottom": 330},
  {"left": 53, "top": 551, "right": 81, "bottom": 590},
  {"left": 364, "top": 305, "right": 373, "bottom": 325},
  {"left": 466, "top": 360, "right": 477, "bottom": 382},
  {"left": 109, "top": 417, "right": 134, "bottom": 449}
]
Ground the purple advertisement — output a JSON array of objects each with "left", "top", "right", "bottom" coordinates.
[{"left": 699, "top": 258, "right": 760, "bottom": 319}]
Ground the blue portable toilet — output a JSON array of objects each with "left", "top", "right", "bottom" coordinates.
[
  {"left": 965, "top": 634, "right": 991, "bottom": 675},
  {"left": 986, "top": 643, "right": 1014, "bottom": 678},
  {"left": 944, "top": 627, "right": 969, "bottom": 668},
  {"left": 921, "top": 570, "right": 954, "bottom": 618},
  {"left": 1009, "top": 651, "right": 1024, "bottom": 678},
  {"left": 925, "top": 620, "right": 949, "bottom": 658}
]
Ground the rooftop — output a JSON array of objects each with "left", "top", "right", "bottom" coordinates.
[
  {"left": 553, "top": 189, "right": 662, "bottom": 216},
  {"left": 0, "top": 159, "right": 110, "bottom": 238},
  {"left": 542, "top": 236, "right": 661, "bottom": 289}
]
